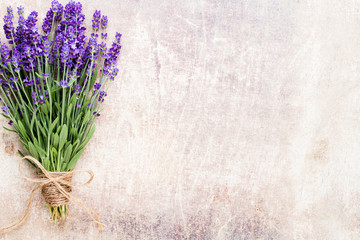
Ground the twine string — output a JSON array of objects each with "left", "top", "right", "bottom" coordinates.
[{"left": 0, "top": 156, "right": 103, "bottom": 233}]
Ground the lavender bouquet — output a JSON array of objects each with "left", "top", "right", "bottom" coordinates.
[{"left": 0, "top": 1, "right": 121, "bottom": 223}]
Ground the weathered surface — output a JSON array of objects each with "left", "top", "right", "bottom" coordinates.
[{"left": 1, "top": 0, "right": 360, "bottom": 239}]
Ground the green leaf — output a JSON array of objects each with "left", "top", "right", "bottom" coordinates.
[
  {"left": 63, "top": 144, "right": 73, "bottom": 162},
  {"left": 49, "top": 117, "right": 59, "bottom": 133},
  {"left": 35, "top": 72, "right": 45, "bottom": 79},
  {"left": 50, "top": 86, "right": 62, "bottom": 94},
  {"left": 19, "top": 138, "right": 28, "bottom": 150},
  {"left": 33, "top": 141, "right": 46, "bottom": 158},
  {"left": 72, "top": 139, "right": 80, "bottom": 152},
  {"left": 28, "top": 142, "right": 39, "bottom": 159},
  {"left": 70, "top": 127, "right": 78, "bottom": 139},
  {"left": 3, "top": 126, "right": 16, "bottom": 133},
  {"left": 55, "top": 102, "right": 61, "bottom": 112},
  {"left": 66, "top": 148, "right": 84, "bottom": 171},
  {"left": 42, "top": 157, "right": 50, "bottom": 170},
  {"left": 70, "top": 93, "right": 77, "bottom": 105},
  {"left": 52, "top": 147, "right": 58, "bottom": 158},
  {"left": 17, "top": 120, "right": 28, "bottom": 140},
  {"left": 74, "top": 112, "right": 83, "bottom": 124},
  {"left": 41, "top": 103, "right": 49, "bottom": 115},
  {"left": 53, "top": 133, "right": 59, "bottom": 149},
  {"left": 59, "top": 124, "right": 68, "bottom": 150},
  {"left": 78, "top": 125, "right": 96, "bottom": 149},
  {"left": 38, "top": 124, "right": 47, "bottom": 139},
  {"left": 56, "top": 125, "right": 61, "bottom": 134},
  {"left": 1, "top": 113, "right": 10, "bottom": 119},
  {"left": 30, "top": 112, "right": 36, "bottom": 131},
  {"left": 18, "top": 150, "right": 24, "bottom": 157},
  {"left": 83, "top": 110, "right": 91, "bottom": 122},
  {"left": 66, "top": 104, "right": 73, "bottom": 119}
]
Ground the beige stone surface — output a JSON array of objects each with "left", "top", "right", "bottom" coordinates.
[{"left": 1, "top": 0, "right": 360, "bottom": 239}]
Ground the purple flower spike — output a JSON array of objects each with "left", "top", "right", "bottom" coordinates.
[
  {"left": 42, "top": 1, "right": 63, "bottom": 35},
  {"left": 8, "top": 120, "right": 13, "bottom": 126},
  {"left": 23, "top": 77, "right": 34, "bottom": 86},
  {"left": 93, "top": 111, "right": 100, "bottom": 117},
  {"left": 94, "top": 83, "right": 101, "bottom": 90},
  {"left": 115, "top": 32, "right": 122, "bottom": 43},
  {"left": 3, "top": 14, "right": 14, "bottom": 41},
  {"left": 11, "top": 50, "right": 21, "bottom": 72},
  {"left": 103, "top": 32, "right": 122, "bottom": 77},
  {"left": 98, "top": 90, "right": 107, "bottom": 102},
  {"left": 31, "top": 91, "right": 37, "bottom": 99},
  {"left": 7, "top": 7, "right": 14, "bottom": 19},
  {"left": 101, "top": 15, "right": 108, "bottom": 29},
  {"left": 17, "top": 6, "right": 24, "bottom": 16},
  {"left": 99, "top": 42, "right": 107, "bottom": 57},
  {"left": 1, "top": 105, "right": 9, "bottom": 115},
  {"left": 92, "top": 10, "right": 101, "bottom": 31},
  {"left": 0, "top": 43, "right": 10, "bottom": 62},
  {"left": 60, "top": 44, "right": 70, "bottom": 63},
  {"left": 77, "top": 103, "right": 81, "bottom": 108},
  {"left": 74, "top": 84, "right": 81, "bottom": 95},
  {"left": 38, "top": 94, "right": 46, "bottom": 104},
  {"left": 43, "top": 39, "right": 51, "bottom": 57},
  {"left": 52, "top": 0, "right": 64, "bottom": 18},
  {"left": 42, "top": 11, "right": 53, "bottom": 35},
  {"left": 110, "top": 68, "right": 119, "bottom": 81},
  {"left": 59, "top": 80, "right": 69, "bottom": 87},
  {"left": 101, "top": 33, "right": 107, "bottom": 40}
]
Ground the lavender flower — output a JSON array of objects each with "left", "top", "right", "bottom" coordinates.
[
  {"left": 52, "top": 0, "right": 64, "bottom": 20},
  {"left": 92, "top": 10, "right": 101, "bottom": 31},
  {"left": 100, "top": 15, "right": 108, "bottom": 29},
  {"left": 52, "top": 1, "right": 86, "bottom": 68},
  {"left": 13, "top": 11, "right": 43, "bottom": 71},
  {"left": 94, "top": 83, "right": 101, "bottom": 90},
  {"left": 59, "top": 80, "right": 69, "bottom": 87},
  {"left": 43, "top": 0, "right": 63, "bottom": 35},
  {"left": 101, "top": 33, "right": 107, "bottom": 40},
  {"left": 42, "top": 10, "right": 54, "bottom": 35},
  {"left": 93, "top": 111, "right": 100, "bottom": 117},
  {"left": 8, "top": 120, "right": 13, "bottom": 125},
  {"left": 31, "top": 91, "right": 37, "bottom": 99},
  {"left": 3, "top": 13, "right": 14, "bottom": 41},
  {"left": 60, "top": 43, "right": 70, "bottom": 63},
  {"left": 11, "top": 50, "right": 21, "bottom": 72},
  {"left": 10, "top": 82, "right": 17, "bottom": 91},
  {"left": 0, "top": 43, "right": 10, "bottom": 62},
  {"left": 103, "top": 32, "right": 122, "bottom": 77},
  {"left": 98, "top": 90, "right": 107, "bottom": 102},
  {"left": 110, "top": 67, "right": 119, "bottom": 81},
  {"left": 1, "top": 105, "right": 9, "bottom": 114},
  {"left": 7, "top": 7, "right": 14, "bottom": 19},
  {"left": 99, "top": 42, "right": 107, "bottom": 58},
  {"left": 37, "top": 94, "right": 46, "bottom": 104},
  {"left": 74, "top": 84, "right": 81, "bottom": 95},
  {"left": 17, "top": 6, "right": 24, "bottom": 16},
  {"left": 43, "top": 39, "right": 51, "bottom": 57},
  {"left": 23, "top": 77, "right": 34, "bottom": 86}
]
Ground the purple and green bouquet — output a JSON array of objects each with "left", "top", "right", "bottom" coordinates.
[{"left": 0, "top": 1, "right": 121, "bottom": 222}]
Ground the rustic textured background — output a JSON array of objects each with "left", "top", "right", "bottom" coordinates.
[{"left": 1, "top": 0, "right": 360, "bottom": 239}]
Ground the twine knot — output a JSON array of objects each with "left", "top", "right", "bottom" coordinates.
[
  {"left": 0, "top": 156, "right": 103, "bottom": 233},
  {"left": 39, "top": 172, "right": 73, "bottom": 207}
]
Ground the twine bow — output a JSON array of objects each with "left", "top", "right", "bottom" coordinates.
[{"left": 0, "top": 156, "right": 103, "bottom": 233}]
